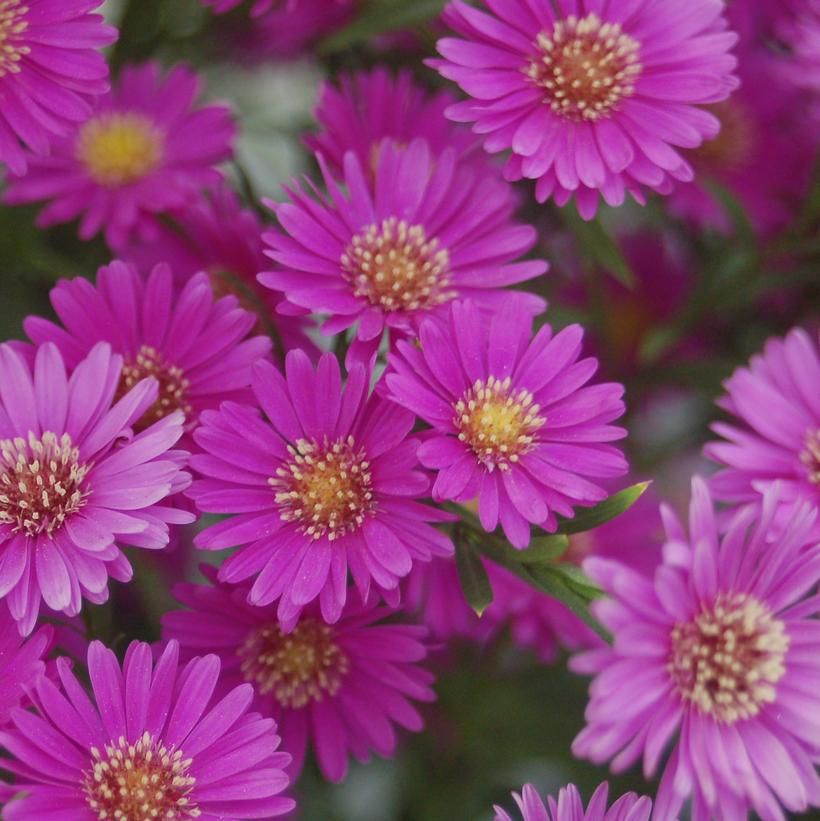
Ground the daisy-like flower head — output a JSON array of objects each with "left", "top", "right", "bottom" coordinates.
[
  {"left": 4, "top": 61, "right": 235, "bottom": 247},
  {"left": 0, "top": 639, "right": 294, "bottom": 819},
  {"left": 24, "top": 259, "right": 271, "bottom": 449},
  {"left": 431, "top": 0, "right": 740, "bottom": 218},
  {"left": 0, "top": 341, "right": 193, "bottom": 635},
  {"left": 572, "top": 478, "right": 820, "bottom": 820},
  {"left": 705, "top": 328, "right": 820, "bottom": 536},
  {"left": 0, "top": 0, "right": 117, "bottom": 175},
  {"left": 163, "top": 568, "right": 435, "bottom": 782},
  {"left": 260, "top": 139, "right": 547, "bottom": 359},
  {"left": 494, "top": 781, "right": 651, "bottom": 821},
  {"left": 384, "top": 299, "right": 628, "bottom": 547},
  {"left": 188, "top": 350, "right": 454, "bottom": 627}
]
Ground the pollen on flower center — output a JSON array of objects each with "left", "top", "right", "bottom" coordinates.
[
  {"left": 0, "top": 0, "right": 30, "bottom": 77},
  {"left": 669, "top": 593, "right": 788, "bottom": 723},
  {"left": 77, "top": 113, "right": 164, "bottom": 187},
  {"left": 454, "top": 376, "right": 545, "bottom": 471},
  {"left": 799, "top": 428, "right": 820, "bottom": 485},
  {"left": 238, "top": 618, "right": 350, "bottom": 709},
  {"left": 0, "top": 431, "right": 90, "bottom": 538},
  {"left": 341, "top": 217, "right": 456, "bottom": 313},
  {"left": 270, "top": 436, "right": 375, "bottom": 540},
  {"left": 83, "top": 732, "right": 200, "bottom": 821},
  {"left": 527, "top": 13, "right": 642, "bottom": 122},
  {"left": 119, "top": 344, "right": 192, "bottom": 431}
]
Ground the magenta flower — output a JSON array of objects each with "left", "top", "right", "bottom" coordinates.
[
  {"left": 494, "top": 782, "right": 651, "bottom": 821},
  {"left": 384, "top": 299, "right": 628, "bottom": 547},
  {"left": 260, "top": 139, "right": 546, "bottom": 357},
  {"left": 4, "top": 62, "right": 235, "bottom": 247},
  {"left": 25, "top": 259, "right": 271, "bottom": 447},
  {"left": 572, "top": 478, "right": 820, "bottom": 820},
  {"left": 188, "top": 351, "right": 453, "bottom": 626},
  {"left": 431, "top": 0, "right": 739, "bottom": 217},
  {"left": 0, "top": 639, "right": 294, "bottom": 819},
  {"left": 0, "top": 0, "right": 116, "bottom": 176},
  {"left": 163, "top": 569, "right": 435, "bottom": 782},
  {"left": 705, "top": 328, "right": 820, "bottom": 536},
  {"left": 0, "top": 341, "right": 192, "bottom": 634}
]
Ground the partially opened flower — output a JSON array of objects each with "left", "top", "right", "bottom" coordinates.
[
  {"left": 494, "top": 781, "right": 651, "bottom": 821},
  {"left": 163, "top": 569, "right": 435, "bottom": 782},
  {"left": 0, "top": 0, "right": 116, "bottom": 175},
  {"left": 4, "top": 62, "right": 235, "bottom": 247},
  {"left": 385, "top": 299, "right": 627, "bottom": 547},
  {"left": 572, "top": 478, "right": 820, "bottom": 819},
  {"left": 431, "top": 0, "right": 739, "bottom": 217},
  {"left": 25, "top": 259, "right": 271, "bottom": 447},
  {"left": 189, "top": 351, "right": 453, "bottom": 627},
  {"left": 0, "top": 341, "right": 192, "bottom": 634},
  {"left": 0, "top": 639, "right": 294, "bottom": 819}
]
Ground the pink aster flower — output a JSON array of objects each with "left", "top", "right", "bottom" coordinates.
[
  {"left": 0, "top": 0, "right": 116, "bottom": 176},
  {"left": 4, "top": 61, "right": 235, "bottom": 247},
  {"left": 24, "top": 259, "right": 271, "bottom": 448},
  {"left": 572, "top": 478, "right": 820, "bottom": 820},
  {"left": 431, "top": 0, "right": 740, "bottom": 217},
  {"left": 494, "top": 782, "right": 651, "bottom": 821},
  {"left": 163, "top": 568, "right": 435, "bottom": 782},
  {"left": 705, "top": 327, "right": 820, "bottom": 536},
  {"left": 260, "top": 139, "right": 547, "bottom": 358},
  {"left": 0, "top": 341, "right": 192, "bottom": 635},
  {"left": 188, "top": 350, "right": 453, "bottom": 627},
  {"left": 384, "top": 299, "right": 628, "bottom": 547},
  {"left": 0, "top": 639, "right": 294, "bottom": 819}
]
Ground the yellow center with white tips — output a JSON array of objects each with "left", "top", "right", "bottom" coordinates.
[{"left": 0, "top": 0, "right": 30, "bottom": 78}]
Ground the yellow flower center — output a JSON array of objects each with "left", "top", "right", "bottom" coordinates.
[
  {"left": 77, "top": 113, "right": 164, "bottom": 188},
  {"left": 800, "top": 428, "right": 820, "bottom": 485},
  {"left": 669, "top": 593, "right": 788, "bottom": 723},
  {"left": 0, "top": 0, "right": 29, "bottom": 77},
  {"left": 527, "top": 13, "right": 642, "bottom": 122}
]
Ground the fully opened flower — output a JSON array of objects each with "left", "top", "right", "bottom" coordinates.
[
  {"left": 385, "top": 299, "right": 627, "bottom": 547},
  {"left": 4, "top": 61, "right": 235, "bottom": 247},
  {"left": 572, "top": 478, "right": 820, "bottom": 820},
  {"left": 189, "top": 351, "right": 453, "bottom": 626},
  {"left": 163, "top": 569, "right": 435, "bottom": 782},
  {"left": 25, "top": 260, "right": 271, "bottom": 447},
  {"left": 260, "top": 139, "right": 546, "bottom": 356},
  {"left": 0, "top": 342, "right": 192, "bottom": 634},
  {"left": 0, "top": 639, "right": 294, "bottom": 819},
  {"left": 432, "top": 0, "right": 739, "bottom": 217},
  {"left": 0, "top": 0, "right": 116, "bottom": 175},
  {"left": 494, "top": 781, "right": 651, "bottom": 821}
]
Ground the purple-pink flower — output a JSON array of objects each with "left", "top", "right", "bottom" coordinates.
[
  {"left": 494, "top": 782, "right": 651, "bottom": 821},
  {"left": 188, "top": 351, "right": 453, "bottom": 627},
  {"left": 431, "top": 0, "right": 739, "bottom": 217},
  {"left": 4, "top": 61, "right": 235, "bottom": 247},
  {"left": 572, "top": 478, "right": 820, "bottom": 820},
  {"left": 0, "top": 0, "right": 116, "bottom": 175},
  {"left": 385, "top": 299, "right": 628, "bottom": 547},
  {"left": 0, "top": 639, "right": 294, "bottom": 819},
  {"left": 163, "top": 568, "right": 435, "bottom": 782},
  {"left": 0, "top": 341, "right": 192, "bottom": 634}
]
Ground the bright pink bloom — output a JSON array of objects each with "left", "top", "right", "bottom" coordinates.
[
  {"left": 432, "top": 0, "right": 739, "bottom": 217},
  {"left": 0, "top": 639, "right": 294, "bottom": 819},
  {"left": 0, "top": 0, "right": 116, "bottom": 175},
  {"left": 573, "top": 478, "right": 820, "bottom": 820},
  {"left": 385, "top": 299, "right": 628, "bottom": 547},
  {"left": 4, "top": 62, "right": 235, "bottom": 247},
  {"left": 494, "top": 782, "right": 651, "bottom": 821},
  {"left": 163, "top": 568, "right": 435, "bottom": 782}
]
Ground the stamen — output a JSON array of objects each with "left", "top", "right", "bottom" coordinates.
[
  {"left": 800, "top": 428, "right": 820, "bottom": 485},
  {"left": 0, "top": 1, "right": 30, "bottom": 78}
]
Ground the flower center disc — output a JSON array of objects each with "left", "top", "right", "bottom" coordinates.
[
  {"left": 528, "top": 13, "right": 642, "bottom": 122},
  {"left": 0, "top": 432, "right": 89, "bottom": 537},
  {"left": 83, "top": 733, "right": 200, "bottom": 821},
  {"left": 239, "top": 618, "right": 350, "bottom": 708},
  {"left": 800, "top": 428, "right": 820, "bottom": 486},
  {"left": 669, "top": 593, "right": 788, "bottom": 723},
  {"left": 77, "top": 113, "right": 164, "bottom": 187},
  {"left": 0, "top": 0, "right": 29, "bottom": 76},
  {"left": 341, "top": 217, "right": 455, "bottom": 313}
]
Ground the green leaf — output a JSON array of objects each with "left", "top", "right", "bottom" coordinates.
[
  {"left": 516, "top": 534, "right": 570, "bottom": 564},
  {"left": 555, "top": 481, "right": 650, "bottom": 535},
  {"left": 560, "top": 208, "right": 636, "bottom": 289},
  {"left": 454, "top": 536, "right": 493, "bottom": 616}
]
